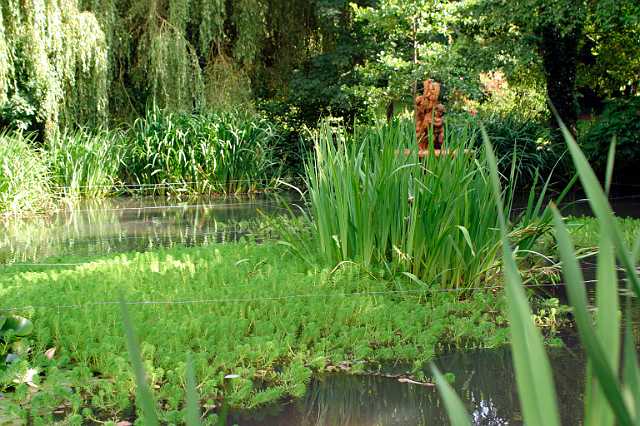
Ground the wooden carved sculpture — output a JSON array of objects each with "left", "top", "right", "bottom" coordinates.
[{"left": 415, "top": 79, "right": 445, "bottom": 151}]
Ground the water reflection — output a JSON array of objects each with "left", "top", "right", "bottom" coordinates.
[
  {"left": 229, "top": 347, "right": 585, "bottom": 426},
  {"left": 0, "top": 195, "right": 293, "bottom": 263}
]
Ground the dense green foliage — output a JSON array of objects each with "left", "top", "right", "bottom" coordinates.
[
  {"left": 1, "top": 0, "right": 638, "bottom": 180},
  {"left": 0, "top": 243, "right": 510, "bottom": 422},
  {"left": 580, "top": 97, "right": 640, "bottom": 176}
]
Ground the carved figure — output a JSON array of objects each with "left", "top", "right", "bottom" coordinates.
[
  {"left": 433, "top": 104, "right": 445, "bottom": 149},
  {"left": 415, "top": 79, "right": 445, "bottom": 151}
]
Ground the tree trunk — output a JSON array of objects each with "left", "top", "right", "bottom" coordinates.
[{"left": 539, "top": 24, "right": 582, "bottom": 134}]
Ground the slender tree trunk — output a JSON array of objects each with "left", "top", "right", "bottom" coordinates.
[{"left": 539, "top": 24, "right": 582, "bottom": 134}]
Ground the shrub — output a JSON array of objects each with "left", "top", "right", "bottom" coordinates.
[
  {"left": 458, "top": 111, "right": 562, "bottom": 183},
  {"left": 580, "top": 96, "right": 640, "bottom": 177},
  {"left": 0, "top": 132, "right": 51, "bottom": 214},
  {"left": 125, "top": 108, "right": 282, "bottom": 194},
  {"left": 46, "top": 129, "right": 125, "bottom": 198}
]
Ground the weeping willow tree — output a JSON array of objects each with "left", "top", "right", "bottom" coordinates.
[
  {"left": 0, "top": 0, "right": 323, "bottom": 135},
  {"left": 0, "top": 0, "right": 108, "bottom": 136}
]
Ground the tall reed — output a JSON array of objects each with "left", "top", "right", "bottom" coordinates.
[
  {"left": 125, "top": 108, "right": 282, "bottom": 194},
  {"left": 435, "top": 123, "right": 640, "bottom": 425},
  {"left": 0, "top": 132, "right": 51, "bottom": 214},
  {"left": 46, "top": 129, "right": 125, "bottom": 198},
  {"left": 291, "top": 118, "right": 551, "bottom": 290}
]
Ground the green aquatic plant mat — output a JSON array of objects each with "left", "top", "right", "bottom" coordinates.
[{"left": 0, "top": 242, "right": 511, "bottom": 422}]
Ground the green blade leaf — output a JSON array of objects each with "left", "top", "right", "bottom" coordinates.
[
  {"left": 431, "top": 364, "right": 471, "bottom": 426},
  {"left": 552, "top": 208, "right": 632, "bottom": 425},
  {"left": 604, "top": 138, "right": 616, "bottom": 196},
  {"left": 622, "top": 321, "right": 640, "bottom": 421},
  {"left": 584, "top": 234, "right": 619, "bottom": 426},
  {"left": 120, "top": 299, "right": 160, "bottom": 426},
  {"left": 185, "top": 353, "right": 202, "bottom": 426},
  {"left": 483, "top": 132, "right": 560, "bottom": 426}
]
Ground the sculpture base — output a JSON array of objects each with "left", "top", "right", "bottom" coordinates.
[{"left": 400, "top": 148, "right": 471, "bottom": 158}]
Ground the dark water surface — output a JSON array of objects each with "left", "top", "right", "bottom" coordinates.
[{"left": 229, "top": 347, "right": 586, "bottom": 426}]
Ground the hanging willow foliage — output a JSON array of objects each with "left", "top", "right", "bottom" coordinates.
[
  {"left": 0, "top": 0, "right": 323, "bottom": 135},
  {"left": 0, "top": 6, "right": 10, "bottom": 105},
  {"left": 0, "top": 0, "right": 108, "bottom": 136}
]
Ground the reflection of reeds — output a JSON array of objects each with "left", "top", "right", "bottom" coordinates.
[{"left": 0, "top": 197, "right": 284, "bottom": 263}]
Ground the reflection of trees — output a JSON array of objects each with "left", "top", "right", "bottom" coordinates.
[
  {"left": 0, "top": 196, "right": 290, "bottom": 263},
  {"left": 230, "top": 348, "right": 586, "bottom": 426}
]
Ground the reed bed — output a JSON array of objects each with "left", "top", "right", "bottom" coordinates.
[
  {"left": 286, "top": 118, "right": 552, "bottom": 290},
  {"left": 46, "top": 129, "right": 125, "bottom": 198},
  {"left": 0, "top": 132, "right": 51, "bottom": 214},
  {"left": 125, "top": 108, "right": 282, "bottom": 194}
]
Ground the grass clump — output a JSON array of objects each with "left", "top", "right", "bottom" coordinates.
[
  {"left": 125, "top": 108, "right": 282, "bottom": 195},
  {"left": 286, "top": 118, "right": 554, "bottom": 290},
  {"left": 0, "top": 242, "right": 511, "bottom": 423},
  {"left": 46, "top": 129, "right": 125, "bottom": 198},
  {"left": 0, "top": 132, "right": 51, "bottom": 215}
]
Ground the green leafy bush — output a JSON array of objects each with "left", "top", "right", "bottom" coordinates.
[
  {"left": 580, "top": 97, "right": 640, "bottom": 175},
  {"left": 0, "top": 132, "right": 51, "bottom": 214},
  {"left": 459, "top": 111, "right": 562, "bottom": 182}
]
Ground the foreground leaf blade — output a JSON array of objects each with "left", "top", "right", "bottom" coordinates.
[
  {"left": 431, "top": 364, "right": 471, "bottom": 426},
  {"left": 120, "top": 299, "right": 160, "bottom": 426},
  {"left": 483, "top": 133, "right": 560, "bottom": 426},
  {"left": 552, "top": 208, "right": 632, "bottom": 425},
  {"left": 185, "top": 353, "right": 202, "bottom": 425}
]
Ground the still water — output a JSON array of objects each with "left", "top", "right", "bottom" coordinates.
[
  {"left": 0, "top": 195, "right": 294, "bottom": 263},
  {"left": 229, "top": 347, "right": 585, "bottom": 426}
]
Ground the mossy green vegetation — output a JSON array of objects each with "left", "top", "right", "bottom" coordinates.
[{"left": 0, "top": 242, "right": 511, "bottom": 423}]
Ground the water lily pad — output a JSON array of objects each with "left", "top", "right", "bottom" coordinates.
[{"left": 1, "top": 316, "right": 33, "bottom": 337}]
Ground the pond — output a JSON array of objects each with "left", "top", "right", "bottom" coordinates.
[{"left": 1, "top": 192, "right": 638, "bottom": 425}]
